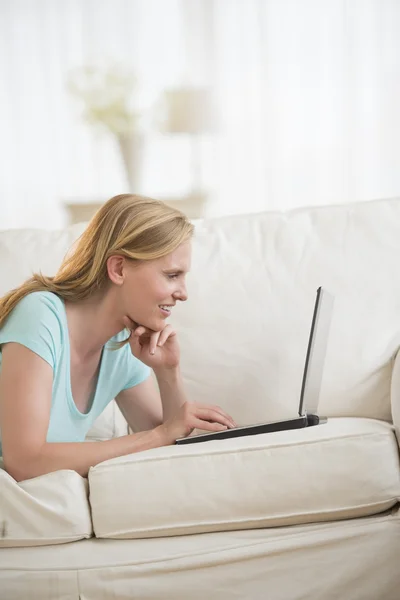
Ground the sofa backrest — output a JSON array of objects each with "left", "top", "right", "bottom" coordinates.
[
  {"left": 0, "top": 198, "right": 399, "bottom": 436},
  {"left": 174, "top": 198, "right": 400, "bottom": 425}
]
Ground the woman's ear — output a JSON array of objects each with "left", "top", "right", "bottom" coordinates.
[{"left": 106, "top": 255, "right": 125, "bottom": 285}]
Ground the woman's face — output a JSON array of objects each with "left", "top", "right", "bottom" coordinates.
[{"left": 118, "top": 240, "right": 192, "bottom": 331}]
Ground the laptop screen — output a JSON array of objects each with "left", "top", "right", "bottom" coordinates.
[{"left": 298, "top": 287, "right": 335, "bottom": 416}]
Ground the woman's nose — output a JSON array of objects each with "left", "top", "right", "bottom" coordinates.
[{"left": 174, "top": 283, "right": 188, "bottom": 302}]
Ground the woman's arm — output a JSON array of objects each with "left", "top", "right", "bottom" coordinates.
[
  {"left": 116, "top": 376, "right": 164, "bottom": 432},
  {"left": 0, "top": 343, "right": 166, "bottom": 481},
  {"left": 116, "top": 367, "right": 187, "bottom": 432},
  {"left": 1, "top": 344, "right": 235, "bottom": 482},
  {"left": 154, "top": 366, "right": 188, "bottom": 420}
]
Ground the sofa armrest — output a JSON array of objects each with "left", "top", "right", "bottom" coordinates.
[{"left": 390, "top": 349, "right": 400, "bottom": 447}]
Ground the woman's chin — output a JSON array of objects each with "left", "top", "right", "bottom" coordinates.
[
  {"left": 142, "top": 317, "right": 165, "bottom": 332},
  {"left": 128, "top": 311, "right": 165, "bottom": 332},
  {"left": 152, "top": 320, "right": 166, "bottom": 332}
]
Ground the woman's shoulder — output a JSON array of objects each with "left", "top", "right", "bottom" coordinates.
[
  {"left": 3, "top": 292, "right": 65, "bottom": 338},
  {"left": 13, "top": 290, "right": 64, "bottom": 317},
  {"left": 0, "top": 291, "right": 65, "bottom": 365}
]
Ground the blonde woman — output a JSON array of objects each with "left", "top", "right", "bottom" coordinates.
[{"left": 0, "top": 194, "right": 236, "bottom": 481}]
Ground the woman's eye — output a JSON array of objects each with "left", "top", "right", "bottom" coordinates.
[{"left": 167, "top": 273, "right": 178, "bottom": 279}]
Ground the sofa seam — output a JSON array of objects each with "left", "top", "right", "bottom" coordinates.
[{"left": 93, "top": 498, "right": 399, "bottom": 537}]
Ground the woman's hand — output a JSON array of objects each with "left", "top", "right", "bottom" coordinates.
[
  {"left": 158, "top": 401, "right": 237, "bottom": 444},
  {"left": 123, "top": 317, "right": 180, "bottom": 372}
]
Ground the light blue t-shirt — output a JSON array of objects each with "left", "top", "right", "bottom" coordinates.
[{"left": 0, "top": 291, "right": 150, "bottom": 453}]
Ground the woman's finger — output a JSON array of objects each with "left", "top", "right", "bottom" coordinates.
[
  {"left": 195, "top": 407, "right": 236, "bottom": 429},
  {"left": 191, "top": 417, "right": 228, "bottom": 432},
  {"left": 149, "top": 330, "right": 161, "bottom": 355},
  {"left": 196, "top": 404, "right": 237, "bottom": 428},
  {"left": 157, "top": 325, "right": 176, "bottom": 347},
  {"left": 213, "top": 406, "right": 237, "bottom": 428},
  {"left": 198, "top": 406, "right": 237, "bottom": 428}
]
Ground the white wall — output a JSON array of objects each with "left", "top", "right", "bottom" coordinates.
[{"left": 1, "top": 0, "right": 400, "bottom": 229}]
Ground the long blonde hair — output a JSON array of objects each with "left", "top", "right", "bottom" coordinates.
[{"left": 0, "top": 194, "right": 194, "bottom": 329}]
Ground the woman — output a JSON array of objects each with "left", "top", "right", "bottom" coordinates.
[{"left": 0, "top": 194, "right": 236, "bottom": 481}]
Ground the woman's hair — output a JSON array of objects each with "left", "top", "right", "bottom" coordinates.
[{"left": 0, "top": 194, "right": 194, "bottom": 329}]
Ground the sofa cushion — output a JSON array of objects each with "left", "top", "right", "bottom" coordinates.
[
  {"left": 0, "top": 462, "right": 93, "bottom": 547},
  {"left": 88, "top": 418, "right": 400, "bottom": 539},
  {"left": 86, "top": 400, "right": 128, "bottom": 441}
]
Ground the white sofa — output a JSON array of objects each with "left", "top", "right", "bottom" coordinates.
[{"left": 1, "top": 198, "right": 400, "bottom": 599}]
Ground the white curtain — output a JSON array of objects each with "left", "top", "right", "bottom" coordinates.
[
  {"left": 1, "top": 0, "right": 400, "bottom": 228},
  {"left": 0, "top": 0, "right": 187, "bottom": 229},
  {"left": 205, "top": 0, "right": 400, "bottom": 215}
]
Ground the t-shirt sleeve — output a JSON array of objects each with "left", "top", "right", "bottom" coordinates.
[
  {"left": 120, "top": 344, "right": 151, "bottom": 391},
  {"left": 0, "top": 292, "right": 62, "bottom": 369}
]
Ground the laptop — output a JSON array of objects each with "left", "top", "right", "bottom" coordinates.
[{"left": 175, "top": 286, "right": 334, "bottom": 445}]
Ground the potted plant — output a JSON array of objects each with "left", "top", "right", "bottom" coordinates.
[{"left": 68, "top": 64, "right": 145, "bottom": 193}]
